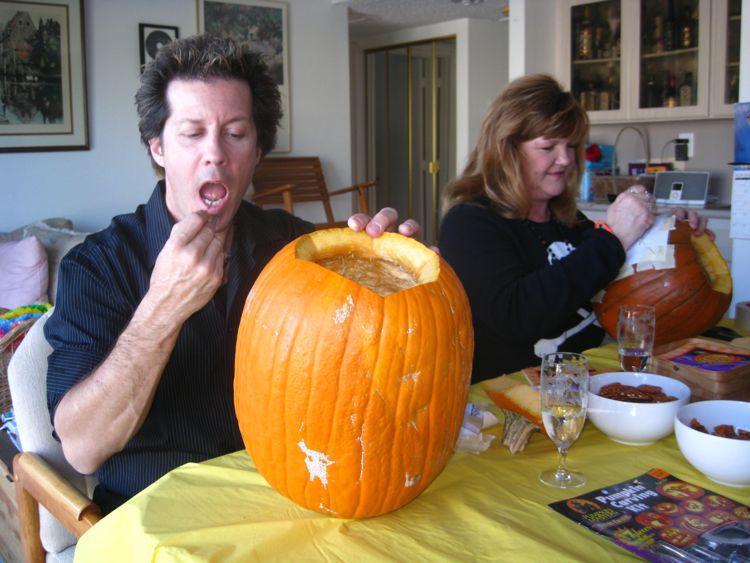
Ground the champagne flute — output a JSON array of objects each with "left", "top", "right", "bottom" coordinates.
[
  {"left": 539, "top": 352, "right": 589, "bottom": 489},
  {"left": 617, "top": 305, "right": 656, "bottom": 372}
]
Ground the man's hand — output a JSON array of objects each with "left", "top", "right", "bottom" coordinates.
[
  {"left": 347, "top": 207, "right": 421, "bottom": 238},
  {"left": 148, "top": 212, "right": 227, "bottom": 321}
]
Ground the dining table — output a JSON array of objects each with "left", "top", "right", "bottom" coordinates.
[{"left": 74, "top": 336, "right": 750, "bottom": 562}]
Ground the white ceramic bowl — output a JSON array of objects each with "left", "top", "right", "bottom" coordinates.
[
  {"left": 587, "top": 371, "right": 691, "bottom": 446},
  {"left": 675, "top": 400, "right": 750, "bottom": 488}
]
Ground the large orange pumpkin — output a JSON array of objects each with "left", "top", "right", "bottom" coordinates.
[
  {"left": 235, "top": 228, "right": 474, "bottom": 518},
  {"left": 594, "top": 219, "right": 732, "bottom": 346}
]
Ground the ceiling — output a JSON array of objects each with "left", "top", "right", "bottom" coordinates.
[{"left": 333, "top": 0, "right": 509, "bottom": 38}]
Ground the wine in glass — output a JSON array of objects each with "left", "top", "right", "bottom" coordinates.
[
  {"left": 539, "top": 352, "right": 590, "bottom": 489},
  {"left": 617, "top": 305, "right": 656, "bottom": 372}
]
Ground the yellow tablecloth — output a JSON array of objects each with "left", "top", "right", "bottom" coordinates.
[{"left": 75, "top": 345, "right": 750, "bottom": 562}]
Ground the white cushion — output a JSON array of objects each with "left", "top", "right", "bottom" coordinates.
[
  {"left": 0, "top": 236, "right": 49, "bottom": 309},
  {"left": 8, "top": 309, "right": 94, "bottom": 554}
]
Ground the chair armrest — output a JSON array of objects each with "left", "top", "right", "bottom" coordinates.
[
  {"left": 327, "top": 180, "right": 377, "bottom": 197},
  {"left": 13, "top": 452, "right": 101, "bottom": 546},
  {"left": 251, "top": 183, "right": 294, "bottom": 200},
  {"left": 328, "top": 181, "right": 376, "bottom": 216}
]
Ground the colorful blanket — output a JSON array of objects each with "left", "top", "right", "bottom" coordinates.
[{"left": 0, "top": 303, "right": 51, "bottom": 342}]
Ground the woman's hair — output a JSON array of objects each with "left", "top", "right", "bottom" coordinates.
[
  {"left": 135, "top": 34, "right": 282, "bottom": 176},
  {"left": 442, "top": 74, "right": 589, "bottom": 226}
]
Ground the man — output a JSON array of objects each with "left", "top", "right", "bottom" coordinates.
[{"left": 45, "top": 34, "right": 416, "bottom": 514}]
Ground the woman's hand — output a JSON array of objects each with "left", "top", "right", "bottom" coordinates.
[
  {"left": 669, "top": 207, "right": 713, "bottom": 239},
  {"left": 605, "top": 185, "right": 656, "bottom": 250},
  {"left": 348, "top": 207, "right": 421, "bottom": 238}
]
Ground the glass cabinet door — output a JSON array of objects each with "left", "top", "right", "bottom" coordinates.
[
  {"left": 710, "top": 0, "right": 741, "bottom": 117},
  {"left": 725, "top": 0, "right": 741, "bottom": 105},
  {"left": 639, "top": 0, "right": 699, "bottom": 109},
  {"left": 632, "top": 0, "right": 710, "bottom": 119},
  {"left": 568, "top": 0, "right": 622, "bottom": 116}
]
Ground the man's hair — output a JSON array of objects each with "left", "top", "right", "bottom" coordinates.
[
  {"left": 135, "top": 34, "right": 282, "bottom": 175},
  {"left": 441, "top": 74, "right": 589, "bottom": 226}
]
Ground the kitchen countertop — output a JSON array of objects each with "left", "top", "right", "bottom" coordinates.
[{"left": 578, "top": 201, "right": 731, "bottom": 219}]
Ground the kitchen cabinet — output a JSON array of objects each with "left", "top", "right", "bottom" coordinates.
[{"left": 560, "top": 0, "right": 735, "bottom": 123}]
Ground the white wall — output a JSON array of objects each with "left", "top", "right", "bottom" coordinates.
[
  {"left": 351, "top": 17, "right": 508, "bottom": 179},
  {"left": 465, "top": 19, "right": 509, "bottom": 169},
  {"left": 0, "top": 0, "right": 352, "bottom": 232},
  {"left": 589, "top": 119, "right": 735, "bottom": 205},
  {"left": 508, "top": 0, "right": 557, "bottom": 80}
]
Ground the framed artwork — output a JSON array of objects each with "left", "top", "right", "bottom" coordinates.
[
  {"left": 0, "top": 0, "right": 88, "bottom": 152},
  {"left": 139, "top": 23, "right": 179, "bottom": 69},
  {"left": 197, "top": 0, "right": 290, "bottom": 152}
]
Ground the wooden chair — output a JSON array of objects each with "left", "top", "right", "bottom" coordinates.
[
  {"left": 8, "top": 309, "right": 101, "bottom": 562},
  {"left": 249, "top": 156, "right": 377, "bottom": 228},
  {"left": 14, "top": 453, "right": 101, "bottom": 562}
]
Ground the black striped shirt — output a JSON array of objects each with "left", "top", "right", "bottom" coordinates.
[{"left": 45, "top": 181, "right": 313, "bottom": 511}]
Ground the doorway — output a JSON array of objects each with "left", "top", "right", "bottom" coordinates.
[{"left": 366, "top": 38, "right": 456, "bottom": 245}]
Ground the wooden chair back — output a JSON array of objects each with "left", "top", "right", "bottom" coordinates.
[{"left": 250, "top": 156, "right": 376, "bottom": 228}]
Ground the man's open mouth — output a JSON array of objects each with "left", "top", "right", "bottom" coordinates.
[{"left": 200, "top": 182, "right": 228, "bottom": 209}]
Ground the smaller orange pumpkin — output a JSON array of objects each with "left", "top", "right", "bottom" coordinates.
[{"left": 594, "top": 220, "right": 732, "bottom": 346}]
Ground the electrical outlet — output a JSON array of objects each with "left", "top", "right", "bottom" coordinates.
[{"left": 678, "top": 132, "right": 695, "bottom": 158}]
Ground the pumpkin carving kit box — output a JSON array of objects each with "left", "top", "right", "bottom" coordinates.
[
  {"left": 651, "top": 338, "right": 750, "bottom": 401},
  {"left": 234, "top": 229, "right": 474, "bottom": 518}
]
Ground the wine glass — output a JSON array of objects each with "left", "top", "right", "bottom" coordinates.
[
  {"left": 617, "top": 305, "right": 656, "bottom": 372},
  {"left": 539, "top": 352, "right": 590, "bottom": 489}
]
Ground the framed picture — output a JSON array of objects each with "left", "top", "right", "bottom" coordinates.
[
  {"left": 139, "top": 23, "right": 179, "bottom": 69},
  {"left": 0, "top": 0, "right": 88, "bottom": 152},
  {"left": 197, "top": 0, "right": 290, "bottom": 152}
]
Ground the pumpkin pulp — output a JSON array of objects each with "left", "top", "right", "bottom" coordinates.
[{"left": 296, "top": 227, "right": 439, "bottom": 296}]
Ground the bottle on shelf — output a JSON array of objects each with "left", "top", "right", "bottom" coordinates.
[
  {"left": 599, "top": 81, "right": 610, "bottom": 111},
  {"left": 580, "top": 81, "right": 598, "bottom": 111},
  {"left": 664, "top": 75, "right": 677, "bottom": 108},
  {"left": 652, "top": 15, "right": 664, "bottom": 53},
  {"left": 578, "top": 7, "right": 593, "bottom": 60},
  {"left": 594, "top": 18, "right": 611, "bottom": 59},
  {"left": 679, "top": 72, "right": 694, "bottom": 106},
  {"left": 679, "top": 6, "right": 693, "bottom": 48}
]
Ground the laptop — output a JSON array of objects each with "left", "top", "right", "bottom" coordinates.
[{"left": 653, "top": 171, "right": 709, "bottom": 206}]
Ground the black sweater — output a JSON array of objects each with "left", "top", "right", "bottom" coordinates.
[{"left": 439, "top": 202, "right": 625, "bottom": 383}]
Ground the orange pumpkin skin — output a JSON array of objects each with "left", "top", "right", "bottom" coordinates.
[
  {"left": 594, "top": 220, "right": 732, "bottom": 346},
  {"left": 235, "top": 229, "right": 474, "bottom": 518}
]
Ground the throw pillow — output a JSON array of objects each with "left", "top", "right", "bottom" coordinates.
[
  {"left": 22, "top": 221, "right": 89, "bottom": 303},
  {"left": 0, "top": 236, "right": 49, "bottom": 309}
]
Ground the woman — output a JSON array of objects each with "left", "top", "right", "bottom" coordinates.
[{"left": 438, "top": 74, "right": 707, "bottom": 383}]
